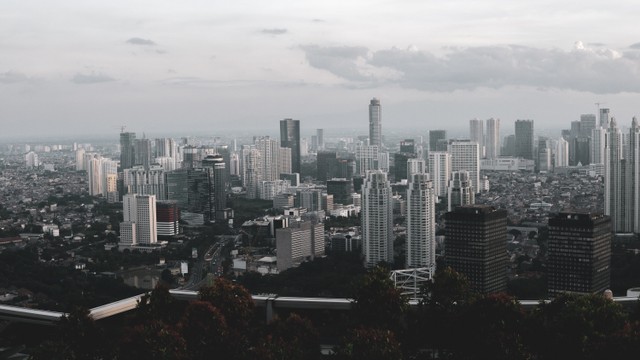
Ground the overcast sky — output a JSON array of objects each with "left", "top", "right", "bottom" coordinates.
[{"left": 3, "top": 0, "right": 640, "bottom": 139}]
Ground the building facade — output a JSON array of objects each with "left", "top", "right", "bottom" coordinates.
[{"left": 361, "top": 170, "right": 393, "bottom": 267}]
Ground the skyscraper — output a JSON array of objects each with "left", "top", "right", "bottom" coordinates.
[
  {"left": 135, "top": 138, "right": 152, "bottom": 169},
  {"left": 445, "top": 205, "right": 507, "bottom": 294},
  {"left": 428, "top": 151, "right": 451, "bottom": 198},
  {"left": 448, "top": 139, "right": 480, "bottom": 192},
  {"left": 202, "top": 154, "right": 228, "bottom": 221},
  {"left": 406, "top": 173, "right": 436, "bottom": 271},
  {"left": 469, "top": 119, "right": 484, "bottom": 157},
  {"left": 547, "top": 211, "right": 611, "bottom": 295},
  {"left": 156, "top": 201, "right": 180, "bottom": 236},
  {"left": 556, "top": 137, "right": 569, "bottom": 167},
  {"left": 124, "top": 165, "right": 166, "bottom": 200},
  {"left": 361, "top": 170, "right": 393, "bottom": 268},
  {"left": 599, "top": 108, "right": 611, "bottom": 128},
  {"left": 121, "top": 194, "right": 157, "bottom": 246},
  {"left": 605, "top": 118, "right": 627, "bottom": 232},
  {"left": 515, "top": 119, "right": 534, "bottom": 160},
  {"left": 316, "top": 129, "right": 324, "bottom": 150},
  {"left": 447, "top": 171, "right": 475, "bottom": 212},
  {"left": 119, "top": 132, "right": 136, "bottom": 171},
  {"left": 280, "top": 118, "right": 301, "bottom": 174},
  {"left": 485, "top": 118, "right": 500, "bottom": 160},
  {"left": 369, "top": 98, "right": 382, "bottom": 148},
  {"left": 429, "top": 130, "right": 447, "bottom": 152}
]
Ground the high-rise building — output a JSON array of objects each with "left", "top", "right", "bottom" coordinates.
[
  {"left": 280, "top": 119, "right": 301, "bottom": 174},
  {"left": 448, "top": 139, "right": 480, "bottom": 192},
  {"left": 515, "top": 119, "right": 534, "bottom": 160},
  {"left": 445, "top": 205, "right": 507, "bottom": 294},
  {"left": 400, "top": 139, "right": 415, "bottom": 154},
  {"left": 316, "top": 129, "right": 324, "bottom": 150},
  {"left": 447, "top": 171, "right": 475, "bottom": 212},
  {"left": 407, "top": 158, "right": 427, "bottom": 180},
  {"left": 327, "top": 178, "right": 353, "bottom": 205},
  {"left": 75, "top": 149, "right": 85, "bottom": 171},
  {"left": 406, "top": 173, "right": 436, "bottom": 271},
  {"left": 119, "top": 132, "right": 136, "bottom": 171},
  {"left": 361, "top": 170, "right": 393, "bottom": 267},
  {"left": 121, "top": 194, "right": 157, "bottom": 246},
  {"left": 547, "top": 211, "right": 611, "bottom": 295},
  {"left": 429, "top": 130, "right": 447, "bottom": 152},
  {"left": 501, "top": 134, "right": 516, "bottom": 156},
  {"left": 469, "top": 119, "right": 484, "bottom": 157},
  {"left": 605, "top": 118, "right": 627, "bottom": 232},
  {"left": 355, "top": 144, "right": 379, "bottom": 175},
  {"left": 556, "top": 137, "right": 570, "bottom": 167},
  {"left": 124, "top": 165, "right": 166, "bottom": 200},
  {"left": 591, "top": 127, "right": 606, "bottom": 165},
  {"left": 156, "top": 201, "right": 180, "bottom": 236},
  {"left": 369, "top": 98, "right": 382, "bottom": 148},
  {"left": 485, "top": 118, "right": 500, "bottom": 160},
  {"left": 428, "top": 152, "right": 451, "bottom": 198},
  {"left": 599, "top": 108, "right": 611, "bottom": 128},
  {"left": 317, "top": 151, "right": 338, "bottom": 182},
  {"left": 295, "top": 188, "right": 323, "bottom": 212},
  {"left": 202, "top": 154, "right": 228, "bottom": 220},
  {"left": 166, "top": 169, "right": 211, "bottom": 223},
  {"left": 135, "top": 138, "right": 152, "bottom": 169},
  {"left": 393, "top": 152, "right": 415, "bottom": 182},
  {"left": 276, "top": 220, "right": 325, "bottom": 271},
  {"left": 538, "top": 137, "right": 552, "bottom": 172}
]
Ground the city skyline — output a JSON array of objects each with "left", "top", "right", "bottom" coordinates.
[{"left": 3, "top": 2, "right": 640, "bottom": 137}]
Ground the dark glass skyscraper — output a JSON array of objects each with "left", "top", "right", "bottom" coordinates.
[
  {"left": 119, "top": 132, "right": 136, "bottom": 171},
  {"left": 445, "top": 205, "right": 507, "bottom": 294},
  {"left": 429, "top": 130, "right": 447, "bottom": 152},
  {"left": 547, "top": 211, "right": 611, "bottom": 295},
  {"left": 515, "top": 119, "right": 534, "bottom": 160},
  {"left": 280, "top": 118, "right": 301, "bottom": 174}
]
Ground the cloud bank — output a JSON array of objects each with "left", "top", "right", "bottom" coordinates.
[
  {"left": 261, "top": 28, "right": 287, "bottom": 35},
  {"left": 126, "top": 37, "right": 156, "bottom": 46},
  {"left": 301, "top": 42, "right": 640, "bottom": 94},
  {"left": 71, "top": 72, "right": 116, "bottom": 84}
]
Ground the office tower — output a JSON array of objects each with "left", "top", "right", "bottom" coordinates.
[
  {"left": 407, "top": 158, "right": 426, "bottom": 179},
  {"left": 538, "top": 137, "right": 552, "bottom": 172},
  {"left": 406, "top": 173, "right": 436, "bottom": 270},
  {"left": 591, "top": 127, "right": 606, "bottom": 165},
  {"left": 241, "top": 146, "right": 261, "bottom": 199},
  {"left": 469, "top": 119, "right": 484, "bottom": 157},
  {"left": 317, "top": 129, "right": 324, "bottom": 150},
  {"left": 25, "top": 151, "right": 38, "bottom": 169},
  {"left": 119, "top": 132, "right": 136, "bottom": 171},
  {"left": 378, "top": 151, "right": 390, "bottom": 173},
  {"left": 369, "top": 98, "right": 382, "bottom": 148},
  {"left": 448, "top": 139, "right": 480, "bottom": 192},
  {"left": 429, "top": 130, "right": 447, "bottom": 152},
  {"left": 273, "top": 194, "right": 295, "bottom": 209},
  {"left": 599, "top": 108, "right": 611, "bottom": 128},
  {"left": 124, "top": 165, "right": 166, "bottom": 200},
  {"left": 322, "top": 193, "right": 334, "bottom": 212},
  {"left": 361, "top": 170, "right": 393, "bottom": 267},
  {"left": 295, "top": 188, "right": 323, "bottom": 211},
  {"left": 229, "top": 152, "right": 240, "bottom": 176},
  {"left": 155, "top": 156, "right": 177, "bottom": 172},
  {"left": 280, "top": 173, "right": 300, "bottom": 186},
  {"left": 501, "top": 134, "right": 516, "bottom": 156},
  {"left": 135, "top": 138, "right": 152, "bottom": 169},
  {"left": 254, "top": 136, "right": 280, "bottom": 184},
  {"left": 428, "top": 152, "right": 451, "bottom": 198},
  {"left": 154, "top": 138, "right": 177, "bottom": 158},
  {"left": 547, "top": 212, "right": 611, "bottom": 295},
  {"left": 317, "top": 151, "right": 338, "bottom": 182},
  {"left": 182, "top": 146, "right": 198, "bottom": 169},
  {"left": 276, "top": 220, "right": 325, "bottom": 271},
  {"left": 400, "top": 139, "right": 415, "bottom": 154},
  {"left": 280, "top": 118, "right": 301, "bottom": 174},
  {"left": 327, "top": 178, "right": 353, "bottom": 205},
  {"left": 605, "top": 118, "right": 627, "bottom": 232},
  {"left": 75, "top": 149, "right": 85, "bottom": 171},
  {"left": 556, "top": 137, "right": 570, "bottom": 167},
  {"left": 202, "top": 154, "right": 228, "bottom": 220},
  {"left": 105, "top": 173, "right": 118, "bottom": 203},
  {"left": 121, "top": 194, "right": 157, "bottom": 245},
  {"left": 393, "top": 152, "right": 415, "bottom": 182},
  {"left": 156, "top": 201, "right": 180, "bottom": 236},
  {"left": 166, "top": 169, "right": 211, "bottom": 223},
  {"left": 447, "top": 171, "right": 475, "bottom": 211},
  {"left": 259, "top": 180, "right": 290, "bottom": 200},
  {"left": 580, "top": 114, "right": 597, "bottom": 137},
  {"left": 485, "top": 118, "right": 500, "bottom": 160},
  {"left": 355, "top": 144, "right": 379, "bottom": 175},
  {"left": 515, "top": 120, "right": 534, "bottom": 160},
  {"left": 445, "top": 205, "right": 507, "bottom": 294},
  {"left": 87, "top": 155, "right": 103, "bottom": 196},
  {"left": 278, "top": 147, "right": 292, "bottom": 176},
  {"left": 101, "top": 158, "right": 118, "bottom": 198}
]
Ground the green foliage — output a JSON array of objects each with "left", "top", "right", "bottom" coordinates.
[
  {"left": 179, "top": 301, "right": 228, "bottom": 360},
  {"left": 351, "top": 266, "right": 407, "bottom": 333},
  {"left": 254, "top": 313, "right": 321, "bottom": 360},
  {"left": 333, "top": 327, "right": 403, "bottom": 360}
]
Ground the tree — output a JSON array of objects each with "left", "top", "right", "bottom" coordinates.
[
  {"left": 118, "top": 320, "right": 187, "bottom": 360},
  {"left": 351, "top": 266, "right": 407, "bottom": 334},
  {"left": 333, "top": 327, "right": 402, "bottom": 360},
  {"left": 254, "top": 313, "right": 321, "bottom": 360},
  {"left": 179, "top": 301, "right": 229, "bottom": 360}
]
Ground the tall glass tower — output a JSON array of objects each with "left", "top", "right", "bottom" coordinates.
[
  {"left": 369, "top": 98, "right": 382, "bottom": 148},
  {"left": 280, "top": 119, "right": 301, "bottom": 174}
]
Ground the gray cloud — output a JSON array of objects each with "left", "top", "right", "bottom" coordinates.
[
  {"left": 126, "top": 37, "right": 156, "bottom": 46},
  {"left": 630, "top": 42, "right": 640, "bottom": 49},
  {"left": 301, "top": 43, "right": 640, "bottom": 94},
  {"left": 261, "top": 28, "right": 287, "bottom": 35},
  {"left": 0, "top": 71, "right": 28, "bottom": 84},
  {"left": 71, "top": 72, "right": 116, "bottom": 84},
  {"left": 300, "top": 45, "right": 371, "bottom": 81}
]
